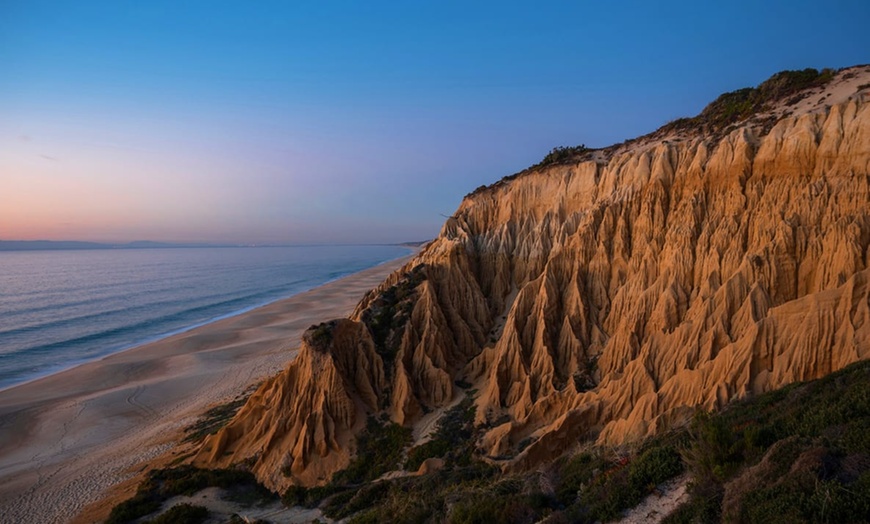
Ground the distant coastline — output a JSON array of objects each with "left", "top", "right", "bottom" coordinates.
[
  {"left": 0, "top": 240, "right": 235, "bottom": 251},
  {"left": 0, "top": 240, "right": 431, "bottom": 252}
]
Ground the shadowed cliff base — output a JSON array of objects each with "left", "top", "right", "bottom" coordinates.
[{"left": 112, "top": 360, "right": 870, "bottom": 523}]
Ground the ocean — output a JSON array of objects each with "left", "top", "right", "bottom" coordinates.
[{"left": 0, "top": 245, "right": 409, "bottom": 390}]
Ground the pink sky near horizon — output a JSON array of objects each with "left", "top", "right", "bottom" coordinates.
[{"left": 0, "top": 105, "right": 447, "bottom": 244}]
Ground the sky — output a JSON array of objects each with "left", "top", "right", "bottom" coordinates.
[{"left": 1, "top": 1, "right": 869, "bottom": 244}]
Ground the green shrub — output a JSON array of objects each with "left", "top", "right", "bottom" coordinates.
[
  {"left": 322, "top": 481, "right": 392, "bottom": 519},
  {"left": 681, "top": 411, "right": 744, "bottom": 483},
  {"left": 556, "top": 452, "right": 605, "bottom": 504},
  {"left": 628, "top": 446, "right": 683, "bottom": 492},
  {"left": 106, "top": 466, "right": 273, "bottom": 524},
  {"left": 303, "top": 321, "right": 336, "bottom": 351},
  {"left": 659, "top": 67, "right": 838, "bottom": 137},
  {"left": 333, "top": 417, "right": 412, "bottom": 485},
  {"left": 449, "top": 492, "right": 540, "bottom": 524},
  {"left": 405, "top": 396, "right": 476, "bottom": 471},
  {"left": 105, "top": 494, "right": 161, "bottom": 524},
  {"left": 535, "top": 145, "right": 593, "bottom": 167},
  {"left": 360, "top": 265, "right": 426, "bottom": 377},
  {"left": 183, "top": 393, "right": 251, "bottom": 443},
  {"left": 669, "top": 360, "right": 870, "bottom": 523}
]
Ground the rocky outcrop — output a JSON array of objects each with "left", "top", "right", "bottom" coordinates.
[
  {"left": 193, "top": 319, "right": 386, "bottom": 490},
  {"left": 198, "top": 66, "right": 870, "bottom": 488}
]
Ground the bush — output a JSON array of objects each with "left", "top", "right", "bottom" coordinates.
[
  {"left": 303, "top": 321, "right": 336, "bottom": 351},
  {"left": 405, "top": 396, "right": 476, "bottom": 471},
  {"left": 282, "top": 417, "right": 412, "bottom": 510},
  {"left": 360, "top": 265, "right": 426, "bottom": 377},
  {"left": 668, "top": 360, "right": 870, "bottom": 523},
  {"left": 183, "top": 393, "right": 251, "bottom": 443},
  {"left": 106, "top": 495, "right": 161, "bottom": 524},
  {"left": 681, "top": 411, "right": 744, "bottom": 484},
  {"left": 556, "top": 452, "right": 605, "bottom": 504},
  {"left": 536, "top": 145, "right": 592, "bottom": 167},
  {"left": 333, "top": 417, "right": 412, "bottom": 485},
  {"left": 106, "top": 466, "right": 274, "bottom": 524},
  {"left": 659, "top": 67, "right": 838, "bottom": 137},
  {"left": 628, "top": 446, "right": 683, "bottom": 492}
]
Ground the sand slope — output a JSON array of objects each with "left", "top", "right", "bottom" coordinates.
[{"left": 0, "top": 254, "right": 411, "bottom": 524}]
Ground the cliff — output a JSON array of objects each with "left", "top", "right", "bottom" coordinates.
[{"left": 195, "top": 66, "right": 870, "bottom": 491}]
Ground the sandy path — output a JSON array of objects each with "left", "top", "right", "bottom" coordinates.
[
  {"left": 0, "top": 254, "right": 411, "bottom": 524},
  {"left": 617, "top": 474, "right": 690, "bottom": 524}
]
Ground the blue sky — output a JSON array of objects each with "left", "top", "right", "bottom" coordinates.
[{"left": 1, "top": 1, "right": 868, "bottom": 244}]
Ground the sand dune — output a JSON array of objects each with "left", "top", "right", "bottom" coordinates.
[{"left": 0, "top": 253, "right": 412, "bottom": 524}]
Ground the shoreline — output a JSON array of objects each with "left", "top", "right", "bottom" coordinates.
[
  {"left": 0, "top": 248, "right": 412, "bottom": 395},
  {"left": 0, "top": 251, "right": 413, "bottom": 524}
]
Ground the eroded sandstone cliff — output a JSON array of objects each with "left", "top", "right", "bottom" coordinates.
[{"left": 196, "top": 66, "right": 870, "bottom": 491}]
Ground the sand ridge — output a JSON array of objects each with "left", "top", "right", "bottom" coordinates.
[{"left": 0, "top": 253, "right": 413, "bottom": 524}]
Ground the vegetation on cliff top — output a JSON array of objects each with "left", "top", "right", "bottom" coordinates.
[
  {"left": 469, "top": 67, "right": 841, "bottom": 197},
  {"left": 659, "top": 67, "right": 836, "bottom": 136}
]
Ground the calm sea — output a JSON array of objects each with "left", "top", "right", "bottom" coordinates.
[{"left": 0, "top": 245, "right": 408, "bottom": 390}]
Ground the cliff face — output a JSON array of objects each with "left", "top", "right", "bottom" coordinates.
[
  {"left": 197, "top": 67, "right": 870, "bottom": 490},
  {"left": 195, "top": 319, "right": 387, "bottom": 488}
]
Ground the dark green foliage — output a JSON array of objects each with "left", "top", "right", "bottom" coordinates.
[
  {"left": 360, "top": 264, "right": 426, "bottom": 379},
  {"left": 146, "top": 466, "right": 265, "bottom": 497},
  {"left": 546, "top": 433, "right": 688, "bottom": 523},
  {"left": 737, "top": 470, "right": 870, "bottom": 524},
  {"left": 578, "top": 445, "right": 684, "bottom": 522},
  {"left": 282, "top": 417, "right": 411, "bottom": 510},
  {"left": 660, "top": 483, "right": 722, "bottom": 524},
  {"left": 343, "top": 466, "right": 501, "bottom": 523},
  {"left": 106, "top": 495, "right": 161, "bottom": 524},
  {"left": 667, "top": 360, "right": 870, "bottom": 523},
  {"left": 333, "top": 417, "right": 413, "bottom": 485},
  {"left": 303, "top": 320, "right": 336, "bottom": 352},
  {"left": 321, "top": 481, "right": 392, "bottom": 519},
  {"left": 681, "top": 411, "right": 745, "bottom": 484},
  {"left": 145, "top": 503, "right": 209, "bottom": 524},
  {"left": 182, "top": 392, "right": 251, "bottom": 444},
  {"left": 700, "top": 88, "right": 756, "bottom": 128},
  {"left": 281, "top": 483, "right": 343, "bottom": 509},
  {"left": 106, "top": 466, "right": 274, "bottom": 524},
  {"left": 661, "top": 68, "right": 837, "bottom": 136},
  {"left": 555, "top": 452, "right": 606, "bottom": 504},
  {"left": 628, "top": 446, "right": 684, "bottom": 492},
  {"left": 534, "top": 145, "right": 593, "bottom": 168},
  {"left": 405, "top": 396, "right": 476, "bottom": 471},
  {"left": 449, "top": 491, "right": 550, "bottom": 524}
]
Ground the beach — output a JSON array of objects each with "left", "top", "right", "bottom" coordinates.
[{"left": 0, "top": 253, "right": 411, "bottom": 524}]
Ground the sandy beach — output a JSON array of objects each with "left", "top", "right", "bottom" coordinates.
[{"left": 0, "top": 253, "right": 411, "bottom": 524}]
